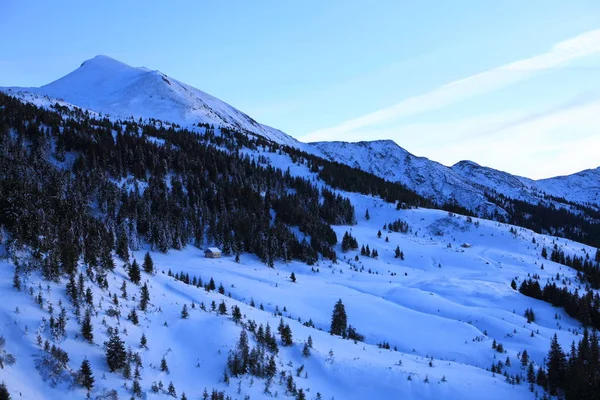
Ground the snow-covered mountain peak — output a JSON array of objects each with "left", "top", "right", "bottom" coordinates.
[
  {"left": 3, "top": 55, "right": 302, "bottom": 148},
  {"left": 452, "top": 160, "right": 482, "bottom": 169}
]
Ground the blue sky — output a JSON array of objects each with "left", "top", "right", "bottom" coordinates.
[{"left": 1, "top": 1, "right": 600, "bottom": 178}]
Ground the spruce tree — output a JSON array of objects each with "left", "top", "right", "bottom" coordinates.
[
  {"left": 77, "top": 358, "right": 95, "bottom": 391},
  {"left": 81, "top": 308, "right": 94, "bottom": 343},
  {"left": 330, "top": 299, "right": 348, "bottom": 337},
  {"left": 161, "top": 356, "right": 169, "bottom": 373},
  {"left": 302, "top": 341, "right": 311, "bottom": 357},
  {"left": 0, "top": 382, "right": 9, "bottom": 400},
  {"left": 143, "top": 251, "right": 154, "bottom": 274},
  {"left": 546, "top": 334, "right": 567, "bottom": 395},
  {"left": 128, "top": 260, "right": 141, "bottom": 285},
  {"left": 139, "top": 283, "right": 150, "bottom": 312},
  {"left": 132, "top": 379, "right": 142, "bottom": 397},
  {"left": 140, "top": 333, "right": 148, "bottom": 349},
  {"left": 181, "top": 304, "right": 189, "bottom": 319},
  {"left": 167, "top": 382, "right": 176, "bottom": 397},
  {"left": 290, "top": 272, "right": 296, "bottom": 283},
  {"left": 105, "top": 331, "right": 127, "bottom": 372}
]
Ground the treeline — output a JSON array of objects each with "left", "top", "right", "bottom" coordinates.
[
  {"left": 518, "top": 278, "right": 600, "bottom": 330},
  {"left": 542, "top": 330, "right": 600, "bottom": 399},
  {"left": 542, "top": 245, "right": 600, "bottom": 289},
  {"left": 0, "top": 93, "right": 363, "bottom": 274},
  {"left": 486, "top": 192, "right": 600, "bottom": 248}
]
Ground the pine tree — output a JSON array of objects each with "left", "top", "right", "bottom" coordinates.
[
  {"left": 0, "top": 382, "right": 9, "bottom": 400},
  {"left": 168, "top": 381, "right": 176, "bottom": 397},
  {"left": 218, "top": 300, "right": 227, "bottom": 315},
  {"left": 105, "top": 331, "right": 127, "bottom": 372},
  {"left": 120, "top": 280, "right": 128, "bottom": 299},
  {"left": 231, "top": 305, "right": 242, "bottom": 323},
  {"left": 132, "top": 378, "right": 142, "bottom": 397},
  {"left": 12, "top": 267, "right": 20, "bottom": 291},
  {"left": 281, "top": 324, "right": 293, "bottom": 346},
  {"left": 377, "top": 230, "right": 382, "bottom": 238},
  {"left": 77, "top": 358, "right": 95, "bottom": 391},
  {"left": 181, "top": 304, "right": 189, "bottom": 319},
  {"left": 302, "top": 341, "right": 311, "bottom": 357},
  {"left": 330, "top": 299, "right": 348, "bottom": 337},
  {"left": 140, "top": 333, "right": 148, "bottom": 349},
  {"left": 139, "top": 283, "right": 150, "bottom": 312},
  {"left": 161, "top": 356, "right": 169, "bottom": 373},
  {"left": 128, "top": 308, "right": 139, "bottom": 325},
  {"left": 81, "top": 308, "right": 94, "bottom": 343},
  {"left": 546, "top": 334, "right": 567, "bottom": 395},
  {"left": 365, "top": 209, "right": 370, "bottom": 220},
  {"left": 128, "top": 260, "right": 141, "bottom": 285},
  {"left": 143, "top": 251, "right": 154, "bottom": 274},
  {"left": 290, "top": 272, "right": 296, "bottom": 283},
  {"left": 511, "top": 279, "right": 517, "bottom": 290}
]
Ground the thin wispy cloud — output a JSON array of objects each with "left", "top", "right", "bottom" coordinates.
[{"left": 301, "top": 29, "right": 600, "bottom": 142}]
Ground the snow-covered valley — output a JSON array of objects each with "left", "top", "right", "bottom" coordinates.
[{"left": 1, "top": 199, "right": 593, "bottom": 399}]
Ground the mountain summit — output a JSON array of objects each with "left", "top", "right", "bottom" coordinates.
[{"left": 8, "top": 55, "right": 300, "bottom": 147}]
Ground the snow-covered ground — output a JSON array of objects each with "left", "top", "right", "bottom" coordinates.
[{"left": 0, "top": 194, "right": 592, "bottom": 399}]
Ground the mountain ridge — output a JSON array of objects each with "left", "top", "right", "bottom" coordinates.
[{"left": 2, "top": 55, "right": 598, "bottom": 211}]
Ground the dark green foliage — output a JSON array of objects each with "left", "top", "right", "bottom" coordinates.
[
  {"left": 128, "top": 308, "right": 139, "bottom": 325},
  {"left": 341, "top": 231, "right": 359, "bottom": 252},
  {"left": 519, "top": 278, "right": 600, "bottom": 329},
  {"left": 132, "top": 379, "right": 142, "bottom": 397},
  {"left": 140, "top": 333, "right": 148, "bottom": 349},
  {"left": 387, "top": 218, "right": 409, "bottom": 233},
  {"left": 77, "top": 358, "right": 94, "bottom": 391},
  {"left": 0, "top": 382, "right": 10, "bottom": 400},
  {"left": 524, "top": 307, "right": 535, "bottom": 323},
  {"left": 394, "top": 245, "right": 404, "bottom": 260},
  {"left": 330, "top": 299, "right": 347, "bottom": 337},
  {"left": 302, "top": 341, "right": 311, "bottom": 357},
  {"left": 218, "top": 301, "right": 227, "bottom": 315},
  {"left": 181, "top": 304, "right": 189, "bottom": 319},
  {"left": 143, "top": 251, "right": 154, "bottom": 274},
  {"left": 167, "top": 381, "right": 176, "bottom": 397},
  {"left": 231, "top": 305, "right": 242, "bottom": 323},
  {"left": 80, "top": 308, "right": 94, "bottom": 343},
  {"left": 280, "top": 324, "right": 293, "bottom": 346},
  {"left": 105, "top": 331, "right": 127, "bottom": 372},
  {"left": 161, "top": 356, "right": 169, "bottom": 373},
  {"left": 347, "top": 325, "right": 365, "bottom": 342},
  {"left": 139, "top": 283, "right": 150, "bottom": 312},
  {"left": 546, "top": 334, "right": 567, "bottom": 396},
  {"left": 128, "top": 260, "right": 141, "bottom": 285}
]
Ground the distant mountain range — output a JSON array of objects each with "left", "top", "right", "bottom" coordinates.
[{"left": 3, "top": 55, "right": 599, "bottom": 213}]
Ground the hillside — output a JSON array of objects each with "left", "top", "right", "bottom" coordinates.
[
  {"left": 311, "top": 140, "right": 600, "bottom": 211},
  {"left": 1, "top": 91, "right": 600, "bottom": 400}
]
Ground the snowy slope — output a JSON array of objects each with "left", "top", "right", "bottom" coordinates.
[
  {"left": 536, "top": 167, "right": 600, "bottom": 206},
  {"left": 0, "top": 194, "right": 592, "bottom": 399},
  {"left": 311, "top": 140, "right": 600, "bottom": 212},
  {"left": 1, "top": 55, "right": 301, "bottom": 148}
]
